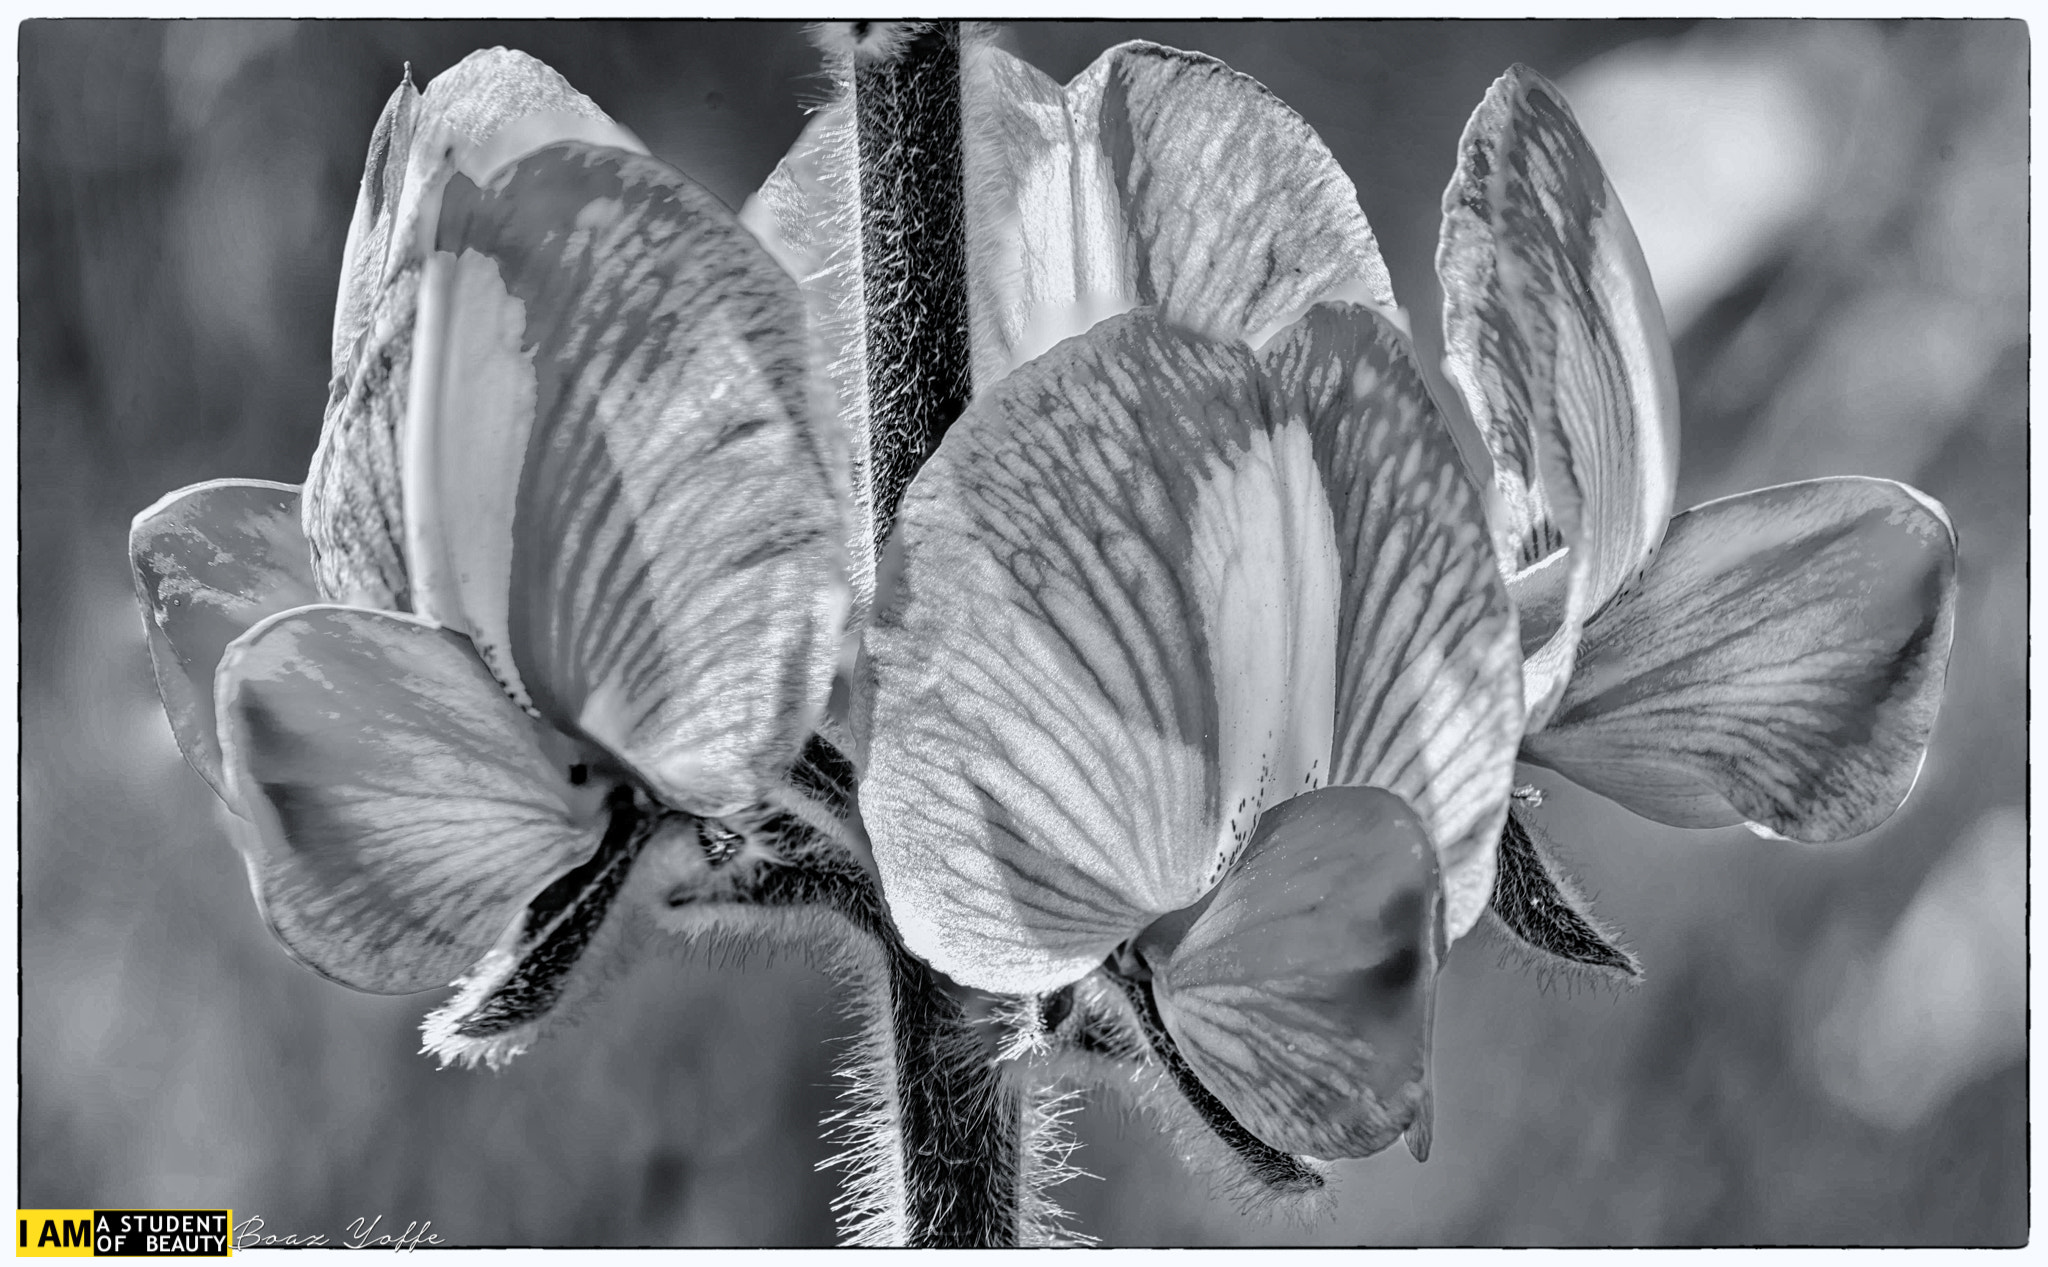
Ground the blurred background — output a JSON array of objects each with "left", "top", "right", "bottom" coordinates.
[{"left": 19, "top": 19, "right": 2025, "bottom": 1247}]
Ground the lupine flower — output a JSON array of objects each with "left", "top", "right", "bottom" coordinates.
[
  {"left": 748, "top": 30, "right": 1525, "bottom": 1164},
  {"left": 856, "top": 300, "right": 1523, "bottom": 1159},
  {"left": 1432, "top": 69, "right": 1955, "bottom": 901},
  {"left": 130, "top": 49, "right": 851, "bottom": 1066},
  {"left": 743, "top": 35, "right": 1397, "bottom": 623}
]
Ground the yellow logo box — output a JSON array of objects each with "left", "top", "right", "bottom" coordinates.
[{"left": 17, "top": 1212, "right": 231, "bottom": 1258}]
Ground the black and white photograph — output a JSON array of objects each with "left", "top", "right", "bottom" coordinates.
[{"left": 17, "top": 16, "right": 2028, "bottom": 1249}]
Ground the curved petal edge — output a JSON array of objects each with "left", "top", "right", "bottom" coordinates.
[{"left": 1523, "top": 477, "right": 1958, "bottom": 841}]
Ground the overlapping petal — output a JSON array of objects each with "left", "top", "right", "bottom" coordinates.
[
  {"left": 1148, "top": 787, "right": 1442, "bottom": 1160},
  {"left": 746, "top": 39, "right": 1395, "bottom": 402},
  {"left": 863, "top": 314, "right": 1300, "bottom": 992},
  {"left": 407, "top": 141, "right": 849, "bottom": 817},
  {"left": 961, "top": 40, "right": 1397, "bottom": 385},
  {"left": 216, "top": 605, "right": 609, "bottom": 993},
  {"left": 1521, "top": 478, "right": 1956, "bottom": 840},
  {"left": 1437, "top": 64, "right": 1680, "bottom": 727},
  {"left": 129, "top": 480, "right": 321, "bottom": 801},
  {"left": 1261, "top": 307, "right": 1522, "bottom": 938},
  {"left": 741, "top": 36, "right": 1397, "bottom": 634},
  {"left": 308, "top": 48, "right": 647, "bottom": 612},
  {"left": 862, "top": 304, "right": 1516, "bottom": 992}
]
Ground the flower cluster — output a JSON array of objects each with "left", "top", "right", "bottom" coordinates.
[
  {"left": 776, "top": 36, "right": 1954, "bottom": 1166},
  {"left": 129, "top": 25, "right": 1957, "bottom": 1236}
]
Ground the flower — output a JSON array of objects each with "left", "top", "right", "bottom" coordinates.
[
  {"left": 130, "top": 48, "right": 852, "bottom": 1066},
  {"left": 744, "top": 30, "right": 1528, "bottom": 1162},
  {"left": 855, "top": 300, "right": 1524, "bottom": 1158},
  {"left": 1435, "top": 67, "right": 1957, "bottom": 846},
  {"left": 742, "top": 35, "right": 1398, "bottom": 623}
]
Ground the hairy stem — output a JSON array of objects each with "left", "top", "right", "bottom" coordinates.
[
  {"left": 723, "top": 785, "right": 1030, "bottom": 1246},
  {"left": 876, "top": 932, "right": 1026, "bottom": 1246},
  {"left": 851, "top": 18, "right": 973, "bottom": 551}
]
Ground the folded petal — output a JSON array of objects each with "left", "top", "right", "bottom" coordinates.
[
  {"left": 129, "top": 480, "right": 320, "bottom": 802},
  {"left": 738, "top": 105, "right": 875, "bottom": 626},
  {"left": 1437, "top": 65, "right": 1680, "bottom": 725},
  {"left": 307, "top": 257, "right": 418, "bottom": 610},
  {"left": 1521, "top": 478, "right": 1958, "bottom": 839},
  {"left": 216, "top": 605, "right": 607, "bottom": 993},
  {"left": 309, "top": 48, "right": 646, "bottom": 612},
  {"left": 965, "top": 40, "right": 1396, "bottom": 387},
  {"left": 1261, "top": 304, "right": 1524, "bottom": 940},
  {"left": 862, "top": 312, "right": 1343, "bottom": 993},
  {"left": 331, "top": 73, "right": 420, "bottom": 384},
  {"left": 409, "top": 142, "right": 850, "bottom": 817},
  {"left": 1150, "top": 787, "right": 1443, "bottom": 1160}
]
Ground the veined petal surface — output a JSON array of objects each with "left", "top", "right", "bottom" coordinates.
[
  {"left": 1262, "top": 305, "right": 1523, "bottom": 940},
  {"left": 309, "top": 47, "right": 647, "bottom": 613},
  {"left": 129, "top": 480, "right": 321, "bottom": 802},
  {"left": 216, "top": 605, "right": 606, "bottom": 993},
  {"left": 411, "top": 142, "right": 848, "bottom": 817},
  {"left": 1437, "top": 65, "right": 1680, "bottom": 726},
  {"left": 964, "top": 40, "right": 1396, "bottom": 387},
  {"left": 1521, "top": 478, "right": 1957, "bottom": 840},
  {"left": 863, "top": 312, "right": 1342, "bottom": 993},
  {"left": 1152, "top": 787, "right": 1443, "bottom": 1160}
]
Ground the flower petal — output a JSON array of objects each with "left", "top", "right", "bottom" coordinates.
[
  {"left": 965, "top": 40, "right": 1396, "bottom": 387},
  {"left": 331, "top": 73, "right": 420, "bottom": 385},
  {"left": 309, "top": 47, "right": 646, "bottom": 612},
  {"left": 1521, "top": 478, "right": 1958, "bottom": 839},
  {"left": 862, "top": 312, "right": 1343, "bottom": 993},
  {"left": 408, "top": 142, "right": 850, "bottom": 817},
  {"left": 1150, "top": 787, "right": 1443, "bottom": 1160},
  {"left": 307, "top": 255, "right": 418, "bottom": 610},
  {"left": 216, "top": 604, "right": 607, "bottom": 993},
  {"left": 1260, "top": 304, "right": 1524, "bottom": 941},
  {"left": 738, "top": 105, "right": 875, "bottom": 628},
  {"left": 1437, "top": 65, "right": 1680, "bottom": 725},
  {"left": 128, "top": 480, "right": 320, "bottom": 802}
]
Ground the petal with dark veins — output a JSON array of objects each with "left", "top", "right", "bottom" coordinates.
[
  {"left": 412, "top": 142, "right": 849, "bottom": 817},
  {"left": 861, "top": 312, "right": 1340, "bottom": 993},
  {"left": 1261, "top": 304, "right": 1523, "bottom": 940},
  {"left": 129, "top": 479, "right": 320, "bottom": 803},
  {"left": 1437, "top": 65, "right": 1680, "bottom": 726},
  {"left": 965, "top": 40, "right": 1397, "bottom": 387},
  {"left": 308, "top": 47, "right": 647, "bottom": 613},
  {"left": 216, "top": 604, "right": 607, "bottom": 994},
  {"left": 1521, "top": 478, "right": 1957, "bottom": 840}
]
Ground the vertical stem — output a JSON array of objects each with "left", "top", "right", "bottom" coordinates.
[
  {"left": 819, "top": 22, "right": 1025, "bottom": 1245},
  {"left": 851, "top": 18, "right": 973, "bottom": 553},
  {"left": 735, "top": 791, "right": 1027, "bottom": 1246},
  {"left": 882, "top": 936, "right": 1024, "bottom": 1247}
]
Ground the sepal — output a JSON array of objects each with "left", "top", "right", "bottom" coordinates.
[{"left": 1484, "top": 802, "right": 1640, "bottom": 983}]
